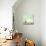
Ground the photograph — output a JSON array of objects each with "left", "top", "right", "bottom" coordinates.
[{"left": 0, "top": 0, "right": 46, "bottom": 46}]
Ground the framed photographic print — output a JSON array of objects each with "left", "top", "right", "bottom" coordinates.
[{"left": 23, "top": 15, "right": 34, "bottom": 25}]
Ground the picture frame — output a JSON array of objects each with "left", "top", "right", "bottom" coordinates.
[{"left": 23, "top": 15, "right": 34, "bottom": 25}]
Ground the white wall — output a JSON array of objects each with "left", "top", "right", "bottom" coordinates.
[
  {"left": 41, "top": 0, "right": 46, "bottom": 46},
  {"left": 13, "top": 0, "right": 41, "bottom": 46},
  {"left": 0, "top": 0, "right": 16, "bottom": 30}
]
